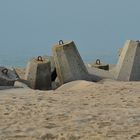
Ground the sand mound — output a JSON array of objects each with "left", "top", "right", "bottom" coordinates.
[{"left": 57, "top": 80, "right": 95, "bottom": 91}]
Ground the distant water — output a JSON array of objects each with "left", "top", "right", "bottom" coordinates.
[
  {"left": 0, "top": 47, "right": 117, "bottom": 68},
  {"left": 0, "top": 46, "right": 51, "bottom": 68}
]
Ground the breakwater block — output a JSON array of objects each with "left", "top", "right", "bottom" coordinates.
[
  {"left": 90, "top": 59, "right": 109, "bottom": 70},
  {"left": 25, "top": 56, "right": 52, "bottom": 90},
  {"left": 114, "top": 40, "right": 140, "bottom": 81},
  {"left": 52, "top": 40, "right": 90, "bottom": 84},
  {"left": 86, "top": 65, "right": 114, "bottom": 81},
  {"left": 0, "top": 67, "right": 18, "bottom": 86}
]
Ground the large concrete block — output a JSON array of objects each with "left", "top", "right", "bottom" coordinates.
[
  {"left": 25, "top": 56, "right": 52, "bottom": 90},
  {"left": 52, "top": 40, "right": 89, "bottom": 84},
  {"left": 114, "top": 40, "right": 140, "bottom": 81}
]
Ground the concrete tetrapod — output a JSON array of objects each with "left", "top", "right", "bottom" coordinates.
[
  {"left": 52, "top": 40, "right": 90, "bottom": 84},
  {"left": 25, "top": 56, "right": 52, "bottom": 90},
  {"left": 114, "top": 40, "right": 140, "bottom": 81}
]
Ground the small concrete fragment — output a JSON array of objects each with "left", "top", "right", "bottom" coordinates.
[
  {"left": 113, "top": 40, "right": 140, "bottom": 81},
  {"left": 0, "top": 67, "right": 18, "bottom": 86},
  {"left": 25, "top": 56, "right": 52, "bottom": 90},
  {"left": 52, "top": 40, "right": 90, "bottom": 84},
  {"left": 90, "top": 59, "right": 109, "bottom": 70}
]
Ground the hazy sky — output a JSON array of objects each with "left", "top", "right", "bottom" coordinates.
[{"left": 0, "top": 0, "right": 140, "bottom": 66}]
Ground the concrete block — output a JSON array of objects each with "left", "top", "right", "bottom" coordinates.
[
  {"left": 113, "top": 40, "right": 140, "bottom": 81},
  {"left": 49, "top": 56, "right": 57, "bottom": 81},
  {"left": 52, "top": 40, "right": 90, "bottom": 84},
  {"left": 25, "top": 56, "right": 52, "bottom": 90},
  {"left": 86, "top": 65, "right": 115, "bottom": 81},
  {"left": 38, "top": 55, "right": 57, "bottom": 82},
  {"left": 0, "top": 67, "right": 18, "bottom": 86},
  {"left": 90, "top": 59, "right": 109, "bottom": 70}
]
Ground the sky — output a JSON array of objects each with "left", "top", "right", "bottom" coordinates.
[{"left": 0, "top": 0, "right": 140, "bottom": 66}]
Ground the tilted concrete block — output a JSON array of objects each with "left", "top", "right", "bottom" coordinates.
[
  {"left": 25, "top": 56, "right": 52, "bottom": 90},
  {"left": 86, "top": 65, "right": 115, "bottom": 81},
  {"left": 113, "top": 40, "right": 140, "bottom": 81},
  {"left": 0, "top": 67, "right": 18, "bottom": 86},
  {"left": 52, "top": 40, "right": 90, "bottom": 84}
]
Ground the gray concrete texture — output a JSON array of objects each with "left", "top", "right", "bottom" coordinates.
[
  {"left": 113, "top": 40, "right": 140, "bottom": 81},
  {"left": 52, "top": 41, "right": 90, "bottom": 84},
  {"left": 87, "top": 66, "right": 114, "bottom": 81},
  {"left": 25, "top": 56, "right": 52, "bottom": 90},
  {"left": 88, "top": 40, "right": 140, "bottom": 82},
  {"left": 0, "top": 67, "right": 19, "bottom": 86}
]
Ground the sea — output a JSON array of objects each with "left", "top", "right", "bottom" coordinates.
[{"left": 0, "top": 46, "right": 117, "bottom": 68}]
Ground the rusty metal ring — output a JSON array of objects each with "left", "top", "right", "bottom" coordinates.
[
  {"left": 96, "top": 59, "right": 101, "bottom": 65},
  {"left": 59, "top": 40, "right": 64, "bottom": 45},
  {"left": 37, "top": 56, "right": 43, "bottom": 61},
  {"left": 2, "top": 68, "right": 8, "bottom": 75}
]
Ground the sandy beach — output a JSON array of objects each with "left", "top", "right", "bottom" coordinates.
[
  {"left": 0, "top": 79, "right": 140, "bottom": 140},
  {"left": 1, "top": 0, "right": 140, "bottom": 139}
]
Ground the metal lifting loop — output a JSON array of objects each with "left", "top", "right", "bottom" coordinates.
[
  {"left": 59, "top": 40, "right": 64, "bottom": 45},
  {"left": 2, "top": 68, "right": 8, "bottom": 75},
  {"left": 37, "top": 56, "right": 43, "bottom": 61},
  {"left": 96, "top": 59, "right": 101, "bottom": 65}
]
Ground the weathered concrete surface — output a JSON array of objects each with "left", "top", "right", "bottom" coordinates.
[
  {"left": 52, "top": 41, "right": 90, "bottom": 84},
  {"left": 49, "top": 56, "right": 57, "bottom": 81},
  {"left": 112, "top": 40, "right": 140, "bottom": 81},
  {"left": 38, "top": 56, "right": 57, "bottom": 82},
  {"left": 118, "top": 48, "right": 123, "bottom": 57},
  {"left": 0, "top": 67, "right": 19, "bottom": 86},
  {"left": 25, "top": 56, "right": 52, "bottom": 90},
  {"left": 86, "top": 65, "right": 115, "bottom": 81}
]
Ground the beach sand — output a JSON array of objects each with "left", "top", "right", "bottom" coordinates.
[{"left": 0, "top": 79, "right": 140, "bottom": 140}]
